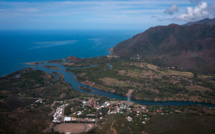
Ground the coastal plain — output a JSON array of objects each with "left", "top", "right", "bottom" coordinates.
[{"left": 66, "top": 56, "right": 215, "bottom": 104}]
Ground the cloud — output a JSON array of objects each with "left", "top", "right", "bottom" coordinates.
[
  {"left": 209, "top": 3, "right": 215, "bottom": 18},
  {"left": 164, "top": 4, "right": 178, "bottom": 15},
  {"left": 15, "top": 8, "right": 39, "bottom": 12},
  {"left": 175, "top": 2, "right": 209, "bottom": 21},
  {"left": 0, "top": 0, "right": 212, "bottom": 30},
  {"left": 189, "top": 0, "right": 200, "bottom": 4}
]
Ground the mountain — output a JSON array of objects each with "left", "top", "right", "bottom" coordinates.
[
  {"left": 113, "top": 18, "right": 215, "bottom": 73},
  {"left": 185, "top": 18, "right": 215, "bottom": 26}
]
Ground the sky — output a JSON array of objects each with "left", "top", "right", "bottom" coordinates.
[{"left": 0, "top": 0, "right": 215, "bottom": 30}]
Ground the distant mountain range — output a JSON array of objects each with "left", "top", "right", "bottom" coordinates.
[
  {"left": 185, "top": 18, "right": 215, "bottom": 26},
  {"left": 113, "top": 18, "right": 215, "bottom": 73}
]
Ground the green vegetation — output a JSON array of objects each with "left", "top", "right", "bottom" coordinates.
[
  {"left": 0, "top": 68, "right": 83, "bottom": 134},
  {"left": 44, "top": 65, "right": 59, "bottom": 70},
  {"left": 0, "top": 68, "right": 81, "bottom": 101},
  {"left": 64, "top": 100, "right": 82, "bottom": 116},
  {"left": 83, "top": 104, "right": 215, "bottom": 134},
  {"left": 79, "top": 86, "right": 92, "bottom": 92},
  {"left": 66, "top": 56, "right": 215, "bottom": 104},
  {"left": 86, "top": 114, "right": 143, "bottom": 134},
  {"left": 0, "top": 103, "right": 52, "bottom": 134},
  {"left": 1, "top": 55, "right": 215, "bottom": 134},
  {"left": 0, "top": 68, "right": 48, "bottom": 99},
  {"left": 145, "top": 114, "right": 215, "bottom": 134}
]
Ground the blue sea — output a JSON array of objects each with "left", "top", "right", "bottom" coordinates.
[{"left": 0, "top": 30, "right": 141, "bottom": 77}]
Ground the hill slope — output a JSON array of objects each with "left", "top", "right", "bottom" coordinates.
[{"left": 113, "top": 19, "right": 215, "bottom": 73}]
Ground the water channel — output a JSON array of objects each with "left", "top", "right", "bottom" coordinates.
[{"left": 33, "top": 61, "right": 215, "bottom": 107}]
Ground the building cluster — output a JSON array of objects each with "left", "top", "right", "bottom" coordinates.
[
  {"left": 82, "top": 98, "right": 101, "bottom": 109},
  {"left": 52, "top": 104, "right": 68, "bottom": 123},
  {"left": 51, "top": 98, "right": 154, "bottom": 125},
  {"left": 52, "top": 99, "right": 100, "bottom": 124},
  {"left": 106, "top": 101, "right": 150, "bottom": 124},
  {"left": 63, "top": 117, "right": 96, "bottom": 123},
  {"left": 29, "top": 98, "right": 48, "bottom": 109},
  {"left": 107, "top": 101, "right": 127, "bottom": 114},
  {"left": 52, "top": 102, "right": 96, "bottom": 123}
]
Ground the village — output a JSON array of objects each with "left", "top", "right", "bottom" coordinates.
[
  {"left": 32, "top": 96, "right": 184, "bottom": 125},
  {"left": 18, "top": 93, "right": 214, "bottom": 134},
  {"left": 51, "top": 98, "right": 151, "bottom": 124},
  {"left": 29, "top": 88, "right": 196, "bottom": 134}
]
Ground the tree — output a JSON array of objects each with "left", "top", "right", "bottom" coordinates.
[{"left": 193, "top": 72, "right": 198, "bottom": 79}]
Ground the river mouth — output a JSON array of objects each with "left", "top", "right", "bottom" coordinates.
[{"left": 32, "top": 61, "right": 215, "bottom": 108}]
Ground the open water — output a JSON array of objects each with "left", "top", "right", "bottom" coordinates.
[{"left": 0, "top": 30, "right": 140, "bottom": 77}]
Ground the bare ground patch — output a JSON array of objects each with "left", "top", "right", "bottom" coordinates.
[
  {"left": 147, "top": 64, "right": 159, "bottom": 71},
  {"left": 118, "top": 69, "right": 162, "bottom": 80},
  {"left": 110, "top": 120, "right": 117, "bottom": 134},
  {"left": 144, "top": 87, "right": 159, "bottom": 94},
  {"left": 100, "top": 77, "right": 131, "bottom": 87},
  {"left": 186, "top": 85, "right": 212, "bottom": 92},
  {"left": 161, "top": 70, "right": 193, "bottom": 77},
  {"left": 54, "top": 123, "right": 95, "bottom": 133},
  {"left": 61, "top": 62, "right": 75, "bottom": 66}
]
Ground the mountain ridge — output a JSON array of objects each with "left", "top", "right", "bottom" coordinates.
[
  {"left": 113, "top": 18, "right": 215, "bottom": 73},
  {"left": 184, "top": 18, "right": 215, "bottom": 26}
]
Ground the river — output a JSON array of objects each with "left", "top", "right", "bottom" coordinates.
[{"left": 33, "top": 61, "right": 215, "bottom": 107}]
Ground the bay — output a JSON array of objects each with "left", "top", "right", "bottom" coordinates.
[{"left": 0, "top": 30, "right": 141, "bottom": 76}]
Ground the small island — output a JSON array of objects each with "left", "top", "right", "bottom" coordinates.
[
  {"left": 25, "top": 61, "right": 44, "bottom": 65},
  {"left": 44, "top": 65, "right": 59, "bottom": 70},
  {"left": 79, "top": 86, "right": 93, "bottom": 92}
]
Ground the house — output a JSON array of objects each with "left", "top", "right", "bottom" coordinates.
[
  {"left": 156, "top": 110, "right": 163, "bottom": 113},
  {"left": 94, "top": 105, "right": 101, "bottom": 109},
  {"left": 120, "top": 103, "right": 126, "bottom": 109},
  {"left": 52, "top": 119, "right": 61, "bottom": 123},
  {"left": 127, "top": 116, "right": 132, "bottom": 122},
  {"left": 35, "top": 98, "right": 43, "bottom": 104},
  {"left": 87, "top": 114, "right": 96, "bottom": 117},
  {"left": 116, "top": 108, "right": 120, "bottom": 113},
  {"left": 104, "top": 101, "right": 110, "bottom": 107},
  {"left": 64, "top": 117, "right": 72, "bottom": 122},
  {"left": 77, "top": 111, "right": 83, "bottom": 116}
]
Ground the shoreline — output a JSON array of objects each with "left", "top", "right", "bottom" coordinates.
[{"left": 24, "top": 58, "right": 65, "bottom": 65}]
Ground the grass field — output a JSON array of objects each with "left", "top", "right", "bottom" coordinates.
[{"left": 100, "top": 77, "right": 136, "bottom": 87}]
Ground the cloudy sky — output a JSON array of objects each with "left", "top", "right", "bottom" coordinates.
[{"left": 0, "top": 0, "right": 214, "bottom": 30}]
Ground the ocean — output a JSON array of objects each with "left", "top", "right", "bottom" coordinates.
[{"left": 0, "top": 30, "right": 141, "bottom": 77}]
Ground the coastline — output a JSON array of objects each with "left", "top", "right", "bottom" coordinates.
[
  {"left": 25, "top": 58, "right": 64, "bottom": 65},
  {"left": 25, "top": 61, "right": 45, "bottom": 65}
]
